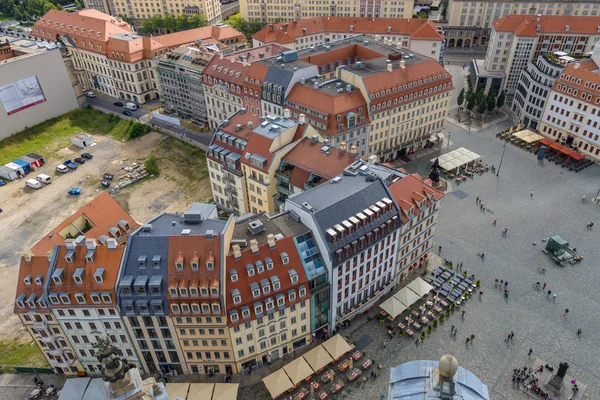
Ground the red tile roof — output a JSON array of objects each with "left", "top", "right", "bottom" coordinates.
[
  {"left": 153, "top": 25, "right": 245, "bottom": 49},
  {"left": 47, "top": 243, "right": 125, "bottom": 306},
  {"left": 552, "top": 60, "right": 600, "bottom": 107},
  {"left": 225, "top": 237, "right": 309, "bottom": 326},
  {"left": 362, "top": 58, "right": 451, "bottom": 95},
  {"left": 30, "top": 192, "right": 138, "bottom": 257},
  {"left": 282, "top": 137, "right": 356, "bottom": 188},
  {"left": 387, "top": 173, "right": 444, "bottom": 223},
  {"left": 14, "top": 255, "right": 50, "bottom": 313},
  {"left": 253, "top": 17, "right": 443, "bottom": 45},
  {"left": 493, "top": 15, "right": 600, "bottom": 36},
  {"left": 167, "top": 235, "right": 223, "bottom": 313}
]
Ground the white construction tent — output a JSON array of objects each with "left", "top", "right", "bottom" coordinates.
[{"left": 431, "top": 147, "right": 481, "bottom": 172}]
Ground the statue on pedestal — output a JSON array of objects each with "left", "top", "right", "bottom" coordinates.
[
  {"left": 429, "top": 158, "right": 440, "bottom": 183},
  {"left": 94, "top": 337, "right": 131, "bottom": 383}
]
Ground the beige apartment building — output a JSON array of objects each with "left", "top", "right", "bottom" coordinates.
[
  {"left": 97, "top": 0, "right": 222, "bottom": 24},
  {"left": 33, "top": 9, "right": 244, "bottom": 104},
  {"left": 242, "top": 0, "right": 413, "bottom": 23},
  {"left": 445, "top": 0, "right": 600, "bottom": 48},
  {"left": 226, "top": 236, "right": 312, "bottom": 371}
]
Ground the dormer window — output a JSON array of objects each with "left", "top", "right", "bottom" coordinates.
[
  {"left": 94, "top": 268, "right": 104, "bottom": 284},
  {"left": 181, "top": 304, "right": 190, "bottom": 313},
  {"left": 91, "top": 293, "right": 101, "bottom": 303},
  {"left": 191, "top": 256, "right": 199, "bottom": 270},
  {"left": 246, "top": 264, "right": 255, "bottom": 277},
  {"left": 65, "top": 251, "right": 74, "bottom": 264},
  {"left": 24, "top": 275, "right": 32, "bottom": 285},
  {"left": 263, "top": 284, "right": 270, "bottom": 294},
  {"left": 75, "top": 293, "right": 86, "bottom": 304},
  {"left": 190, "top": 287, "right": 198, "bottom": 296},
  {"left": 35, "top": 275, "right": 43, "bottom": 286},
  {"left": 197, "top": 286, "right": 207, "bottom": 296},
  {"left": 230, "top": 311, "right": 239, "bottom": 322},
  {"left": 206, "top": 261, "right": 214, "bottom": 271},
  {"left": 230, "top": 269, "right": 238, "bottom": 282},
  {"left": 233, "top": 295, "right": 241, "bottom": 304},
  {"left": 288, "top": 290, "right": 296, "bottom": 301},
  {"left": 299, "top": 286, "right": 307, "bottom": 297},
  {"left": 49, "top": 294, "right": 59, "bottom": 304},
  {"left": 210, "top": 287, "right": 218, "bottom": 296},
  {"left": 138, "top": 255, "right": 146, "bottom": 267},
  {"left": 175, "top": 256, "right": 183, "bottom": 270},
  {"left": 242, "top": 308, "right": 250, "bottom": 318},
  {"left": 212, "top": 303, "right": 220, "bottom": 313},
  {"left": 38, "top": 300, "right": 47, "bottom": 308},
  {"left": 256, "top": 261, "right": 264, "bottom": 274},
  {"left": 73, "top": 268, "right": 84, "bottom": 284},
  {"left": 52, "top": 269, "right": 64, "bottom": 284},
  {"left": 86, "top": 253, "right": 94, "bottom": 263},
  {"left": 266, "top": 299, "right": 274, "bottom": 311},
  {"left": 273, "top": 281, "right": 281, "bottom": 291},
  {"left": 15, "top": 295, "right": 25, "bottom": 308},
  {"left": 265, "top": 258, "right": 273, "bottom": 270},
  {"left": 171, "top": 304, "right": 180, "bottom": 313},
  {"left": 255, "top": 304, "right": 263, "bottom": 315},
  {"left": 152, "top": 255, "right": 161, "bottom": 267},
  {"left": 102, "top": 293, "right": 111, "bottom": 303},
  {"left": 60, "top": 293, "right": 71, "bottom": 304},
  {"left": 288, "top": 268, "right": 298, "bottom": 284},
  {"left": 170, "top": 287, "right": 178, "bottom": 296},
  {"left": 281, "top": 252, "right": 289, "bottom": 265},
  {"left": 253, "top": 288, "right": 260, "bottom": 297},
  {"left": 192, "top": 303, "right": 200, "bottom": 313},
  {"left": 202, "top": 303, "right": 210, "bottom": 313},
  {"left": 180, "top": 287, "right": 188, "bottom": 296},
  {"left": 277, "top": 296, "right": 285, "bottom": 307}
]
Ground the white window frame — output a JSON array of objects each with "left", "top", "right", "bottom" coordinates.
[
  {"left": 299, "top": 288, "right": 306, "bottom": 297},
  {"left": 212, "top": 303, "right": 220, "bottom": 313},
  {"left": 75, "top": 294, "right": 85, "bottom": 304},
  {"left": 242, "top": 309, "right": 250, "bottom": 318},
  {"left": 171, "top": 304, "right": 180, "bottom": 313},
  {"left": 273, "top": 281, "right": 281, "bottom": 290},
  {"left": 289, "top": 291, "right": 296, "bottom": 301},
  {"left": 291, "top": 275, "right": 298, "bottom": 284},
  {"left": 252, "top": 289, "right": 260, "bottom": 297},
  {"left": 169, "top": 288, "right": 178, "bottom": 296},
  {"left": 233, "top": 295, "right": 241, "bottom": 304},
  {"left": 210, "top": 287, "right": 218, "bottom": 296},
  {"left": 202, "top": 304, "right": 211, "bottom": 313},
  {"left": 91, "top": 295, "right": 101, "bottom": 303},
  {"left": 101, "top": 294, "right": 111, "bottom": 303},
  {"left": 255, "top": 305, "right": 263, "bottom": 314}
]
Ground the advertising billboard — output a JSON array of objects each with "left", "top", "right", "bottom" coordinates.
[{"left": 0, "top": 76, "right": 46, "bottom": 115}]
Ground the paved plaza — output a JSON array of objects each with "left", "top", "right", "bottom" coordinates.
[{"left": 337, "top": 119, "right": 600, "bottom": 400}]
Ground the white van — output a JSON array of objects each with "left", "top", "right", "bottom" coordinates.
[
  {"left": 56, "top": 164, "right": 69, "bottom": 173},
  {"left": 26, "top": 179, "right": 42, "bottom": 190},
  {"left": 125, "top": 102, "right": 138, "bottom": 111},
  {"left": 36, "top": 174, "right": 52, "bottom": 184}
]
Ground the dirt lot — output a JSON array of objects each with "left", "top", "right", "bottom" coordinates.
[{"left": 0, "top": 132, "right": 212, "bottom": 341}]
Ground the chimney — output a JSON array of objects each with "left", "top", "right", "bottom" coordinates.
[
  {"left": 574, "top": 63, "right": 580, "bottom": 70},
  {"left": 86, "top": 238, "right": 97, "bottom": 250},
  {"left": 311, "top": 134, "right": 319, "bottom": 144},
  {"left": 250, "top": 239, "right": 259, "bottom": 254},
  {"left": 293, "top": 20, "right": 298, "bottom": 26},
  {"left": 340, "top": 141, "right": 346, "bottom": 153},
  {"left": 387, "top": 63, "right": 393, "bottom": 72},
  {"left": 375, "top": 35, "right": 380, "bottom": 41},
  {"left": 350, "top": 25, "right": 354, "bottom": 32},
  {"left": 537, "top": 13, "right": 541, "bottom": 21},
  {"left": 248, "top": 121, "right": 254, "bottom": 129},
  {"left": 23, "top": 252, "right": 32, "bottom": 262},
  {"left": 283, "top": 108, "right": 291, "bottom": 118},
  {"left": 400, "top": 60, "right": 406, "bottom": 69},
  {"left": 299, "top": 114, "right": 306, "bottom": 124},
  {"left": 232, "top": 244, "right": 242, "bottom": 260},
  {"left": 346, "top": 84, "right": 352, "bottom": 92},
  {"left": 313, "top": 81, "right": 320, "bottom": 90},
  {"left": 106, "top": 238, "right": 118, "bottom": 250},
  {"left": 267, "top": 234, "right": 276, "bottom": 248},
  {"left": 396, "top": 42, "right": 402, "bottom": 49}
]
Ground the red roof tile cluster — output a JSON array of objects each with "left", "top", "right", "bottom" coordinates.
[
  {"left": 166, "top": 235, "right": 223, "bottom": 314},
  {"left": 14, "top": 255, "right": 51, "bottom": 313},
  {"left": 281, "top": 137, "right": 357, "bottom": 188},
  {"left": 31, "top": 192, "right": 138, "bottom": 257},
  {"left": 225, "top": 237, "right": 309, "bottom": 326},
  {"left": 387, "top": 173, "right": 444, "bottom": 223},
  {"left": 493, "top": 15, "right": 600, "bottom": 36},
  {"left": 552, "top": 60, "right": 600, "bottom": 107},
  {"left": 253, "top": 17, "right": 443, "bottom": 45}
]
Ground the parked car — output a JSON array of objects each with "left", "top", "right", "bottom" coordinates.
[
  {"left": 113, "top": 102, "right": 123, "bottom": 107},
  {"left": 81, "top": 153, "right": 93, "bottom": 159},
  {"left": 125, "top": 102, "right": 138, "bottom": 111},
  {"left": 122, "top": 110, "right": 133, "bottom": 116},
  {"left": 26, "top": 179, "right": 42, "bottom": 190},
  {"left": 36, "top": 174, "right": 52, "bottom": 184},
  {"left": 85, "top": 91, "right": 96, "bottom": 98},
  {"left": 64, "top": 160, "right": 78, "bottom": 170},
  {"left": 56, "top": 164, "right": 69, "bottom": 173},
  {"left": 74, "top": 157, "right": 86, "bottom": 164},
  {"left": 0, "top": 180, "right": 6, "bottom": 186},
  {"left": 68, "top": 187, "right": 82, "bottom": 196}
]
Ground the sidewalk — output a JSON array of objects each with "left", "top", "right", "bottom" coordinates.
[
  {"left": 446, "top": 108, "right": 509, "bottom": 132},
  {"left": 0, "top": 373, "right": 66, "bottom": 389}
]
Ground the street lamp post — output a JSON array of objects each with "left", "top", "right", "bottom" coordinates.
[
  {"left": 496, "top": 142, "right": 507, "bottom": 177},
  {"left": 447, "top": 132, "right": 451, "bottom": 145}
]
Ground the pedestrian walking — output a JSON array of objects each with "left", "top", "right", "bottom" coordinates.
[
  {"left": 504, "top": 281, "right": 508, "bottom": 287},
  {"left": 482, "top": 204, "right": 486, "bottom": 211},
  {"left": 552, "top": 292, "right": 557, "bottom": 301},
  {"left": 547, "top": 290, "right": 551, "bottom": 298},
  {"left": 383, "top": 340, "right": 388, "bottom": 348},
  {"left": 510, "top": 330, "right": 514, "bottom": 340},
  {"left": 528, "top": 348, "right": 533, "bottom": 356},
  {"left": 465, "top": 337, "right": 470, "bottom": 345},
  {"left": 451, "top": 325, "right": 456, "bottom": 333},
  {"left": 577, "top": 328, "right": 582, "bottom": 336},
  {"left": 543, "top": 282, "right": 547, "bottom": 290},
  {"left": 438, "top": 245, "right": 442, "bottom": 254},
  {"left": 493, "top": 219, "right": 497, "bottom": 226},
  {"left": 476, "top": 196, "right": 480, "bottom": 203},
  {"left": 564, "top": 308, "right": 569, "bottom": 316},
  {"left": 505, "top": 334, "right": 511, "bottom": 343},
  {"left": 471, "top": 334, "right": 475, "bottom": 341},
  {"left": 453, "top": 329, "right": 457, "bottom": 337},
  {"left": 461, "top": 310, "right": 465, "bottom": 318},
  {"left": 530, "top": 190, "right": 534, "bottom": 197}
]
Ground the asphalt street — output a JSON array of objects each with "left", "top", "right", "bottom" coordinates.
[{"left": 85, "top": 96, "right": 148, "bottom": 119}]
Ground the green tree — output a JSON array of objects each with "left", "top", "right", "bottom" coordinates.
[
  {"left": 466, "top": 93, "right": 476, "bottom": 112},
  {"left": 478, "top": 102, "right": 486, "bottom": 116},
  {"left": 487, "top": 95, "right": 496, "bottom": 113},
  {"left": 441, "top": 0, "right": 448, "bottom": 20},
  {"left": 457, "top": 88, "right": 465, "bottom": 110},
  {"left": 164, "top": 14, "right": 177, "bottom": 33},
  {"left": 145, "top": 155, "right": 160, "bottom": 175},
  {"left": 190, "top": 14, "right": 208, "bottom": 28},
  {"left": 496, "top": 90, "right": 506, "bottom": 111}
]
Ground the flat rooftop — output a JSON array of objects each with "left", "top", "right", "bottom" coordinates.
[
  {"left": 230, "top": 212, "right": 309, "bottom": 253},
  {"left": 136, "top": 212, "right": 227, "bottom": 237},
  {"left": 253, "top": 114, "right": 298, "bottom": 139},
  {"left": 156, "top": 44, "right": 217, "bottom": 73},
  {"left": 0, "top": 35, "right": 55, "bottom": 64}
]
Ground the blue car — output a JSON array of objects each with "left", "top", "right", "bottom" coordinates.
[
  {"left": 0, "top": 180, "right": 5, "bottom": 186},
  {"left": 64, "top": 160, "right": 78, "bottom": 170},
  {"left": 68, "top": 187, "right": 82, "bottom": 196}
]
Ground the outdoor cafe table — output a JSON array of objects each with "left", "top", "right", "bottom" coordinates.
[
  {"left": 321, "top": 370, "right": 334, "bottom": 384},
  {"left": 439, "top": 290, "right": 448, "bottom": 297},
  {"left": 312, "top": 382, "right": 320, "bottom": 392},
  {"left": 319, "top": 391, "right": 328, "bottom": 400},
  {"left": 338, "top": 360, "right": 350, "bottom": 373},
  {"left": 362, "top": 359, "right": 373, "bottom": 370},
  {"left": 348, "top": 368, "right": 362, "bottom": 382},
  {"left": 436, "top": 278, "right": 445, "bottom": 285},
  {"left": 294, "top": 387, "right": 309, "bottom": 400},
  {"left": 448, "top": 295, "right": 456, "bottom": 302},
  {"left": 352, "top": 351, "right": 363, "bottom": 361},
  {"left": 397, "top": 322, "right": 406, "bottom": 330},
  {"left": 426, "top": 301, "right": 433, "bottom": 307},
  {"left": 438, "top": 266, "right": 447, "bottom": 272},
  {"left": 424, "top": 277, "right": 433, "bottom": 284},
  {"left": 433, "top": 281, "right": 442, "bottom": 288},
  {"left": 419, "top": 305, "right": 427, "bottom": 313},
  {"left": 30, "top": 388, "right": 41, "bottom": 398},
  {"left": 427, "top": 311, "right": 435, "bottom": 319},
  {"left": 330, "top": 380, "right": 345, "bottom": 394},
  {"left": 420, "top": 317, "right": 429, "bottom": 324},
  {"left": 412, "top": 322, "right": 422, "bottom": 330},
  {"left": 405, "top": 329, "right": 414, "bottom": 336},
  {"left": 411, "top": 310, "right": 419, "bottom": 317},
  {"left": 434, "top": 306, "right": 443, "bottom": 313},
  {"left": 434, "top": 268, "right": 443, "bottom": 275}
]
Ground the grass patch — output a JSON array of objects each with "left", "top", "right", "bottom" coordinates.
[
  {"left": 0, "top": 13, "right": 13, "bottom": 22},
  {"left": 0, "top": 108, "right": 134, "bottom": 165},
  {"left": 0, "top": 340, "right": 49, "bottom": 372}
]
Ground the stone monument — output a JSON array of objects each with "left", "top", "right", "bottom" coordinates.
[
  {"left": 547, "top": 362, "right": 569, "bottom": 393},
  {"left": 429, "top": 158, "right": 441, "bottom": 184},
  {"left": 94, "top": 337, "right": 168, "bottom": 400}
]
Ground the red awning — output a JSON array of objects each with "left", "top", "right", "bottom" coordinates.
[
  {"left": 538, "top": 138, "right": 553, "bottom": 146},
  {"left": 550, "top": 142, "right": 562, "bottom": 151},
  {"left": 570, "top": 152, "right": 585, "bottom": 161},
  {"left": 560, "top": 148, "right": 573, "bottom": 156}
]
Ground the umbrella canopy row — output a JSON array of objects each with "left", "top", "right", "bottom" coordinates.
[
  {"left": 165, "top": 383, "right": 239, "bottom": 400},
  {"left": 379, "top": 278, "right": 435, "bottom": 319},
  {"left": 263, "top": 334, "right": 353, "bottom": 398},
  {"left": 511, "top": 129, "right": 544, "bottom": 143},
  {"left": 430, "top": 147, "right": 481, "bottom": 172}
]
